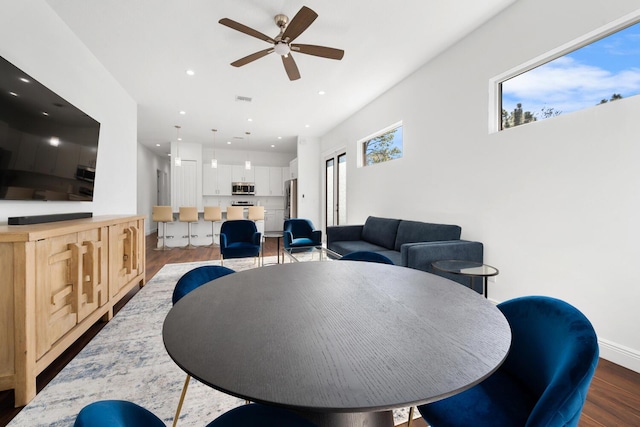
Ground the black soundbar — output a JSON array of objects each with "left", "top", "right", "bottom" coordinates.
[{"left": 8, "top": 212, "right": 93, "bottom": 225}]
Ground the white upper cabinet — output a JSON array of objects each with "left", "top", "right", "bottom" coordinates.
[
  {"left": 232, "top": 165, "right": 254, "bottom": 182},
  {"left": 203, "top": 164, "right": 232, "bottom": 195}
]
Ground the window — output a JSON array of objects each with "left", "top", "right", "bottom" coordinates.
[
  {"left": 499, "top": 20, "right": 640, "bottom": 130},
  {"left": 358, "top": 122, "right": 403, "bottom": 167}
]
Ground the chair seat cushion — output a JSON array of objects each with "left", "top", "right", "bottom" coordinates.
[
  {"left": 418, "top": 369, "right": 536, "bottom": 427},
  {"left": 223, "top": 242, "right": 260, "bottom": 259},
  {"left": 290, "top": 237, "right": 317, "bottom": 247}
]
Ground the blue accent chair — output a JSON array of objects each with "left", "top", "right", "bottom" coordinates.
[
  {"left": 416, "top": 296, "right": 599, "bottom": 427},
  {"left": 74, "top": 400, "right": 164, "bottom": 427},
  {"left": 206, "top": 403, "right": 317, "bottom": 427},
  {"left": 339, "top": 250, "right": 394, "bottom": 264},
  {"left": 220, "top": 220, "right": 262, "bottom": 265},
  {"left": 283, "top": 218, "right": 322, "bottom": 249},
  {"left": 172, "top": 265, "right": 236, "bottom": 426}
]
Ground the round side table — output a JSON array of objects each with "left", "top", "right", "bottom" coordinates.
[{"left": 432, "top": 260, "right": 499, "bottom": 298}]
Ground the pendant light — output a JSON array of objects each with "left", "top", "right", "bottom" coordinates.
[
  {"left": 244, "top": 131, "right": 251, "bottom": 170},
  {"left": 174, "top": 125, "right": 182, "bottom": 167},
  {"left": 211, "top": 129, "right": 218, "bottom": 168}
]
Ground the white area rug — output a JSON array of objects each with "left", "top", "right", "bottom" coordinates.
[{"left": 8, "top": 257, "right": 417, "bottom": 426}]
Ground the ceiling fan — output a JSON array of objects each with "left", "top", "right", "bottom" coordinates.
[{"left": 219, "top": 6, "right": 344, "bottom": 81}]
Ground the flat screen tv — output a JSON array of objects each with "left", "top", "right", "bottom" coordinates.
[{"left": 0, "top": 55, "right": 100, "bottom": 201}]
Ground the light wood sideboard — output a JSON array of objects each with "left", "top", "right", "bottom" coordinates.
[{"left": 0, "top": 215, "right": 145, "bottom": 406}]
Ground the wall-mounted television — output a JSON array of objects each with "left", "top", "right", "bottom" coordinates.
[{"left": 0, "top": 55, "right": 101, "bottom": 201}]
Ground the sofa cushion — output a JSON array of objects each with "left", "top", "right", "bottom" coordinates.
[
  {"left": 394, "top": 220, "right": 461, "bottom": 251},
  {"left": 330, "top": 240, "right": 388, "bottom": 256},
  {"left": 361, "top": 216, "right": 401, "bottom": 250}
]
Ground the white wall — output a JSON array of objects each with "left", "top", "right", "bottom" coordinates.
[
  {"left": 0, "top": 1, "right": 137, "bottom": 224},
  {"left": 296, "top": 137, "right": 321, "bottom": 228},
  {"left": 137, "top": 143, "right": 170, "bottom": 234},
  {"left": 320, "top": 0, "right": 640, "bottom": 372}
]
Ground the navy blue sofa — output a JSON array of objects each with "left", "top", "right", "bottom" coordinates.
[{"left": 327, "top": 216, "right": 484, "bottom": 293}]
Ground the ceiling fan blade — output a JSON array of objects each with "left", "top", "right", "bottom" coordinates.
[
  {"left": 219, "top": 18, "right": 275, "bottom": 44},
  {"left": 231, "top": 48, "right": 274, "bottom": 67},
  {"left": 282, "top": 55, "right": 301, "bottom": 81},
  {"left": 281, "top": 6, "right": 318, "bottom": 43},
  {"left": 291, "top": 44, "right": 344, "bottom": 60}
]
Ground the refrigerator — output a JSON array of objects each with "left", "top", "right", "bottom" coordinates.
[{"left": 284, "top": 179, "right": 297, "bottom": 220}]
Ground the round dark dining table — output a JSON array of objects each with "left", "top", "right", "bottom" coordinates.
[{"left": 163, "top": 261, "right": 511, "bottom": 427}]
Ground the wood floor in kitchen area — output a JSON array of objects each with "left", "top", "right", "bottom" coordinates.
[{"left": 0, "top": 232, "right": 639, "bottom": 426}]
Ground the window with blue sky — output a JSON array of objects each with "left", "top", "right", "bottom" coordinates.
[
  {"left": 359, "top": 122, "right": 403, "bottom": 167},
  {"left": 501, "top": 21, "right": 640, "bottom": 129}
]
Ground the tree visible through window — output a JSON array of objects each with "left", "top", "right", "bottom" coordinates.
[
  {"left": 501, "top": 20, "right": 640, "bottom": 129},
  {"left": 360, "top": 123, "right": 403, "bottom": 166}
]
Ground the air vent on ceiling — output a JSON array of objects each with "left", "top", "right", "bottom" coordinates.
[{"left": 235, "top": 95, "right": 252, "bottom": 103}]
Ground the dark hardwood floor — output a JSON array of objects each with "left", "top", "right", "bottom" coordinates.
[{"left": 1, "top": 232, "right": 639, "bottom": 426}]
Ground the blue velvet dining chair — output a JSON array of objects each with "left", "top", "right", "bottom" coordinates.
[
  {"left": 339, "top": 250, "right": 394, "bottom": 264},
  {"left": 283, "top": 218, "right": 322, "bottom": 249},
  {"left": 74, "top": 400, "right": 164, "bottom": 427},
  {"left": 415, "top": 295, "right": 599, "bottom": 427},
  {"left": 171, "top": 265, "right": 236, "bottom": 427},
  {"left": 206, "top": 403, "right": 317, "bottom": 427},
  {"left": 219, "top": 219, "right": 262, "bottom": 265}
]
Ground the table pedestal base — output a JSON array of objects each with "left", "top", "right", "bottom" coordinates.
[{"left": 300, "top": 409, "right": 394, "bottom": 427}]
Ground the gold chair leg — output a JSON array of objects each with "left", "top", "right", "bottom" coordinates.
[
  {"left": 408, "top": 406, "right": 414, "bottom": 427},
  {"left": 173, "top": 374, "right": 191, "bottom": 427}
]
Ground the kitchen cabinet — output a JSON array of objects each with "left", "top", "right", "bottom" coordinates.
[
  {"left": 232, "top": 165, "right": 254, "bottom": 182},
  {"left": 203, "top": 164, "right": 232, "bottom": 196},
  {"left": 255, "top": 166, "right": 284, "bottom": 196},
  {"left": 0, "top": 215, "right": 145, "bottom": 407},
  {"left": 265, "top": 209, "right": 285, "bottom": 231},
  {"left": 289, "top": 158, "right": 298, "bottom": 179},
  {"left": 254, "top": 166, "right": 270, "bottom": 196}
]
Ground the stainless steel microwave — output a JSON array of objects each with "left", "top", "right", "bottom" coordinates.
[{"left": 232, "top": 182, "right": 255, "bottom": 195}]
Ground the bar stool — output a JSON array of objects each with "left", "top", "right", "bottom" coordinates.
[
  {"left": 203, "top": 206, "right": 222, "bottom": 246},
  {"left": 226, "top": 206, "right": 244, "bottom": 220},
  {"left": 152, "top": 205, "right": 174, "bottom": 251},
  {"left": 179, "top": 207, "right": 199, "bottom": 249},
  {"left": 248, "top": 206, "right": 265, "bottom": 222}
]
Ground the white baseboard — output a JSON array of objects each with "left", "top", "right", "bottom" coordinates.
[{"left": 597, "top": 338, "right": 640, "bottom": 373}]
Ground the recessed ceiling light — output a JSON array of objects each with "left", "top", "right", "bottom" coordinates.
[
  {"left": 42, "top": 111, "right": 49, "bottom": 116},
  {"left": 179, "top": 111, "right": 186, "bottom": 115},
  {"left": 247, "top": 118, "right": 253, "bottom": 122},
  {"left": 156, "top": 143, "right": 161, "bottom": 147},
  {"left": 186, "top": 69, "right": 195, "bottom": 76},
  {"left": 50, "top": 137, "right": 60, "bottom": 147},
  {"left": 271, "top": 144, "right": 275, "bottom": 148},
  {"left": 305, "top": 124, "right": 310, "bottom": 128},
  {"left": 20, "top": 77, "right": 30, "bottom": 83},
  {"left": 227, "top": 141, "right": 231, "bottom": 145},
  {"left": 277, "top": 136, "right": 282, "bottom": 139},
  {"left": 318, "top": 90, "right": 326, "bottom": 95},
  {"left": 9, "top": 91, "right": 18, "bottom": 97}
]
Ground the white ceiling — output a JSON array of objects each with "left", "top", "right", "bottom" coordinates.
[{"left": 46, "top": 0, "right": 514, "bottom": 156}]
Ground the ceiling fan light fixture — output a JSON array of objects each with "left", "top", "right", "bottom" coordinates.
[{"left": 274, "top": 42, "right": 290, "bottom": 56}]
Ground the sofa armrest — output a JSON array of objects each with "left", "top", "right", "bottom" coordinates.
[
  {"left": 252, "top": 232, "right": 262, "bottom": 246},
  {"left": 404, "top": 240, "right": 485, "bottom": 293},
  {"left": 326, "top": 224, "right": 364, "bottom": 246},
  {"left": 311, "top": 229, "right": 322, "bottom": 245}
]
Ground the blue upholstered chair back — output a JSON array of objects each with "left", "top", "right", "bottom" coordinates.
[
  {"left": 283, "top": 218, "right": 322, "bottom": 249},
  {"left": 172, "top": 265, "right": 235, "bottom": 305},
  {"left": 74, "top": 400, "right": 164, "bottom": 427},
  {"left": 498, "top": 296, "right": 599, "bottom": 426},
  {"left": 339, "top": 251, "right": 394, "bottom": 265},
  {"left": 419, "top": 295, "right": 599, "bottom": 427},
  {"left": 206, "top": 403, "right": 318, "bottom": 427},
  {"left": 220, "top": 220, "right": 259, "bottom": 246}
]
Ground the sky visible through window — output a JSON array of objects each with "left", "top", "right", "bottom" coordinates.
[{"left": 501, "top": 21, "right": 640, "bottom": 124}]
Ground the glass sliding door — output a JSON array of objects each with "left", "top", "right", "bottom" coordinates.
[{"left": 325, "top": 151, "right": 346, "bottom": 227}]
